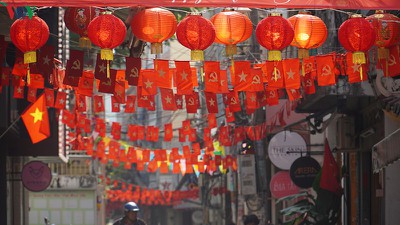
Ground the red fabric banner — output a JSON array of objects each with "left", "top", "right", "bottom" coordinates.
[{"left": 4, "top": 0, "right": 398, "bottom": 10}]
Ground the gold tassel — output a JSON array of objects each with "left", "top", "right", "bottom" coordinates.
[
  {"left": 27, "top": 66, "right": 30, "bottom": 85},
  {"left": 225, "top": 45, "right": 237, "bottom": 57},
  {"left": 298, "top": 48, "right": 309, "bottom": 59},
  {"left": 100, "top": 48, "right": 114, "bottom": 61},
  {"left": 107, "top": 61, "right": 110, "bottom": 79},
  {"left": 301, "top": 60, "right": 305, "bottom": 76},
  {"left": 352, "top": 51, "right": 366, "bottom": 64},
  {"left": 268, "top": 50, "right": 282, "bottom": 61},
  {"left": 274, "top": 66, "right": 278, "bottom": 81},
  {"left": 191, "top": 50, "right": 204, "bottom": 61},
  {"left": 24, "top": 51, "right": 36, "bottom": 64},
  {"left": 359, "top": 64, "right": 363, "bottom": 81},
  {"left": 231, "top": 57, "right": 235, "bottom": 76},
  {"left": 151, "top": 43, "right": 163, "bottom": 54},
  {"left": 200, "top": 66, "right": 204, "bottom": 82},
  {"left": 79, "top": 37, "right": 92, "bottom": 48},
  {"left": 377, "top": 47, "right": 389, "bottom": 60}
]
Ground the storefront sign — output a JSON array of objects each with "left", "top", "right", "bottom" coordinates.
[
  {"left": 268, "top": 131, "right": 306, "bottom": 170},
  {"left": 290, "top": 157, "right": 321, "bottom": 188},
  {"left": 21, "top": 161, "right": 52, "bottom": 192},
  {"left": 270, "top": 171, "right": 299, "bottom": 199}
]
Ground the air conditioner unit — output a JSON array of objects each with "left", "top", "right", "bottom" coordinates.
[{"left": 336, "top": 116, "right": 356, "bottom": 150}]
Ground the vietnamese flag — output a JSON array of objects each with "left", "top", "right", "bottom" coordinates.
[
  {"left": 175, "top": 61, "right": 194, "bottom": 95},
  {"left": 77, "top": 71, "right": 94, "bottom": 97},
  {"left": 320, "top": 138, "right": 342, "bottom": 196},
  {"left": 21, "top": 94, "right": 50, "bottom": 144},
  {"left": 37, "top": 45, "right": 55, "bottom": 78},
  {"left": 141, "top": 69, "right": 157, "bottom": 96},
  {"left": 164, "top": 123, "right": 173, "bottom": 141},
  {"left": 28, "top": 74, "right": 44, "bottom": 89},
  {"left": 282, "top": 58, "right": 300, "bottom": 89},
  {"left": 44, "top": 88, "right": 55, "bottom": 107},
  {"left": 204, "top": 92, "right": 219, "bottom": 114},
  {"left": 154, "top": 59, "right": 172, "bottom": 89},
  {"left": 111, "top": 96, "right": 120, "bottom": 112},
  {"left": 208, "top": 113, "right": 217, "bottom": 128},
  {"left": 233, "top": 61, "right": 252, "bottom": 91},
  {"left": 125, "top": 95, "right": 136, "bottom": 113},
  {"left": 160, "top": 88, "right": 177, "bottom": 111}
]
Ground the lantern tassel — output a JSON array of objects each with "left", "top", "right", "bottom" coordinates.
[
  {"left": 225, "top": 45, "right": 237, "bottom": 57},
  {"left": 274, "top": 66, "right": 278, "bottom": 81},
  {"left": 151, "top": 43, "right": 163, "bottom": 54},
  {"left": 191, "top": 50, "right": 204, "bottom": 61},
  {"left": 24, "top": 51, "right": 37, "bottom": 64},
  {"left": 301, "top": 60, "right": 305, "bottom": 76},
  {"left": 79, "top": 37, "right": 92, "bottom": 48},
  {"left": 298, "top": 48, "right": 309, "bottom": 59},
  {"left": 231, "top": 57, "right": 235, "bottom": 76},
  {"left": 268, "top": 50, "right": 282, "bottom": 61},
  {"left": 359, "top": 64, "right": 363, "bottom": 81},
  {"left": 100, "top": 48, "right": 113, "bottom": 79},
  {"left": 27, "top": 66, "right": 30, "bottom": 85},
  {"left": 107, "top": 61, "right": 110, "bottom": 79},
  {"left": 352, "top": 51, "right": 366, "bottom": 64}
]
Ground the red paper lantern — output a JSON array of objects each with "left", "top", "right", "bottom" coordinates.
[
  {"left": 87, "top": 12, "right": 127, "bottom": 77},
  {"left": 338, "top": 14, "right": 376, "bottom": 64},
  {"left": 256, "top": 13, "right": 294, "bottom": 61},
  {"left": 176, "top": 14, "right": 216, "bottom": 61},
  {"left": 366, "top": 10, "right": 400, "bottom": 59},
  {"left": 288, "top": 12, "right": 327, "bottom": 59},
  {"left": 338, "top": 14, "right": 376, "bottom": 80},
  {"left": 10, "top": 15, "right": 49, "bottom": 64},
  {"left": 64, "top": 7, "right": 102, "bottom": 48},
  {"left": 131, "top": 8, "right": 177, "bottom": 54},
  {"left": 210, "top": 10, "right": 252, "bottom": 57}
]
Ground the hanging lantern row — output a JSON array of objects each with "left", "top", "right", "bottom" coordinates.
[{"left": 9, "top": 8, "right": 400, "bottom": 81}]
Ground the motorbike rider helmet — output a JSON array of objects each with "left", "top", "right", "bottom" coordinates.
[{"left": 124, "top": 201, "right": 140, "bottom": 212}]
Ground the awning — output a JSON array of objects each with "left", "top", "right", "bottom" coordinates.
[
  {"left": 372, "top": 127, "right": 400, "bottom": 173},
  {"left": 1, "top": 0, "right": 400, "bottom": 9}
]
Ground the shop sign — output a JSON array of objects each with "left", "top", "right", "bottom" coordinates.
[
  {"left": 289, "top": 156, "right": 321, "bottom": 188},
  {"left": 21, "top": 161, "right": 52, "bottom": 192},
  {"left": 268, "top": 131, "right": 306, "bottom": 170},
  {"left": 270, "top": 171, "right": 299, "bottom": 199}
]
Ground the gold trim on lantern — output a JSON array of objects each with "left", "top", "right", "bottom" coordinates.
[
  {"left": 268, "top": 50, "right": 282, "bottom": 61},
  {"left": 350, "top": 14, "right": 363, "bottom": 18},
  {"left": 225, "top": 44, "right": 237, "bottom": 57},
  {"left": 352, "top": 51, "right": 366, "bottom": 64},
  {"left": 79, "top": 37, "right": 92, "bottom": 48},
  {"left": 151, "top": 43, "right": 163, "bottom": 54},
  {"left": 270, "top": 12, "right": 282, "bottom": 17},
  {"left": 24, "top": 51, "right": 37, "bottom": 64},
  {"left": 378, "top": 47, "right": 389, "bottom": 60},
  {"left": 298, "top": 48, "right": 310, "bottom": 59},
  {"left": 191, "top": 50, "right": 204, "bottom": 61}
]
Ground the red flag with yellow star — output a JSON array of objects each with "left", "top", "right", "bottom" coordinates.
[{"left": 21, "top": 94, "right": 50, "bottom": 144}]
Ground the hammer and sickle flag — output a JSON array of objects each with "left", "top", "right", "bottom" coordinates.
[{"left": 21, "top": 94, "right": 50, "bottom": 144}]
